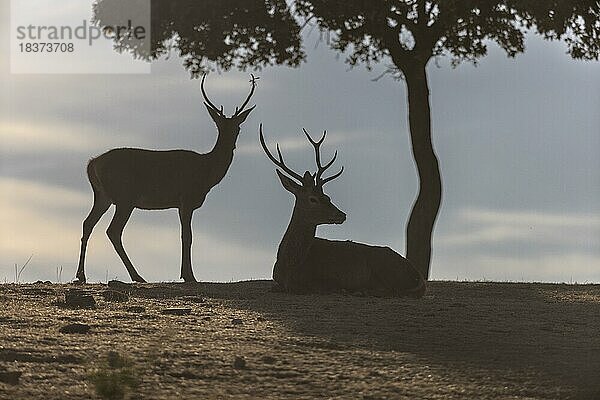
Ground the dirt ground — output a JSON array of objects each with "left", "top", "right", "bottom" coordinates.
[{"left": 0, "top": 280, "right": 598, "bottom": 400}]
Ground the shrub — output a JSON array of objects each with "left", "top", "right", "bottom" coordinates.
[{"left": 88, "top": 351, "right": 139, "bottom": 400}]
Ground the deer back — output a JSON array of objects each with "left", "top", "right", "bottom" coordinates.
[
  {"left": 279, "top": 238, "right": 424, "bottom": 296},
  {"left": 89, "top": 148, "right": 211, "bottom": 208}
]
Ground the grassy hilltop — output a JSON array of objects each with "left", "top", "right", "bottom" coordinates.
[{"left": 0, "top": 281, "right": 599, "bottom": 399}]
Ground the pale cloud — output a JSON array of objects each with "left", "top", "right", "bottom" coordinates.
[
  {"left": 0, "top": 178, "right": 87, "bottom": 263},
  {"left": 431, "top": 207, "right": 600, "bottom": 282},
  {"left": 461, "top": 209, "right": 600, "bottom": 228},
  {"left": 0, "top": 120, "right": 134, "bottom": 153},
  {"left": 0, "top": 177, "right": 88, "bottom": 212},
  {"left": 438, "top": 208, "right": 600, "bottom": 249}
]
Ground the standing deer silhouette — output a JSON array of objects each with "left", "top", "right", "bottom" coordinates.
[
  {"left": 75, "top": 75, "right": 257, "bottom": 284},
  {"left": 260, "top": 125, "right": 425, "bottom": 297}
]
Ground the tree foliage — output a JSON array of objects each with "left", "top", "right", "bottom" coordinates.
[
  {"left": 295, "top": 0, "right": 600, "bottom": 73},
  {"left": 94, "top": 1, "right": 599, "bottom": 75},
  {"left": 94, "top": 0, "right": 305, "bottom": 76}
]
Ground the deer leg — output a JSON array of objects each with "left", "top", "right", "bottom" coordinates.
[
  {"left": 76, "top": 193, "right": 111, "bottom": 283},
  {"left": 178, "top": 207, "right": 197, "bottom": 282},
  {"left": 106, "top": 204, "right": 146, "bottom": 283}
]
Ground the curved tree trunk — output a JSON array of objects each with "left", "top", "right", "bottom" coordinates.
[{"left": 403, "top": 62, "right": 442, "bottom": 280}]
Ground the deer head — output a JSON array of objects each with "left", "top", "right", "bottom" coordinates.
[
  {"left": 201, "top": 74, "right": 257, "bottom": 141},
  {"left": 260, "top": 124, "right": 346, "bottom": 226}
]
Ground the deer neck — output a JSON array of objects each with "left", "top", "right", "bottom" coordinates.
[
  {"left": 277, "top": 206, "right": 317, "bottom": 268},
  {"left": 206, "top": 131, "right": 237, "bottom": 184}
]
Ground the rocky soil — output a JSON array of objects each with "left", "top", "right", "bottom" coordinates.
[{"left": 0, "top": 280, "right": 599, "bottom": 399}]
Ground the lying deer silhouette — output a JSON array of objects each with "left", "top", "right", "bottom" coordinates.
[
  {"left": 75, "top": 75, "right": 257, "bottom": 283},
  {"left": 260, "top": 125, "right": 425, "bottom": 297}
]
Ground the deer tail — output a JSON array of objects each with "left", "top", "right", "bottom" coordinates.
[{"left": 86, "top": 158, "right": 108, "bottom": 199}]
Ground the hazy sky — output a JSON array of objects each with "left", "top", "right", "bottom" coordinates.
[{"left": 1, "top": 0, "right": 599, "bottom": 283}]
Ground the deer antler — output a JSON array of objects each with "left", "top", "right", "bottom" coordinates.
[
  {"left": 302, "top": 128, "right": 344, "bottom": 186},
  {"left": 234, "top": 74, "right": 259, "bottom": 116},
  {"left": 259, "top": 124, "right": 304, "bottom": 183},
  {"left": 200, "top": 74, "right": 224, "bottom": 116},
  {"left": 320, "top": 165, "right": 344, "bottom": 185}
]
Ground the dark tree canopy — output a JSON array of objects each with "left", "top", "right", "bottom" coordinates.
[
  {"left": 295, "top": 0, "right": 600, "bottom": 72},
  {"left": 94, "top": 1, "right": 599, "bottom": 75},
  {"left": 94, "top": 0, "right": 305, "bottom": 76}
]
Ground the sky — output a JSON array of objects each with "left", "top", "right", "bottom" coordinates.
[{"left": 1, "top": 0, "right": 599, "bottom": 283}]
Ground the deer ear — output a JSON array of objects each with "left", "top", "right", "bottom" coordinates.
[
  {"left": 276, "top": 169, "right": 301, "bottom": 194},
  {"left": 204, "top": 103, "right": 223, "bottom": 124},
  {"left": 233, "top": 105, "right": 256, "bottom": 125}
]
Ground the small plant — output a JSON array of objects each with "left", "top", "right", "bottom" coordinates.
[
  {"left": 56, "top": 265, "right": 63, "bottom": 283},
  {"left": 14, "top": 254, "right": 33, "bottom": 283},
  {"left": 88, "top": 351, "right": 139, "bottom": 400}
]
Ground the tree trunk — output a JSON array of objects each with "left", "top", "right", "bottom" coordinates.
[{"left": 403, "top": 63, "right": 442, "bottom": 280}]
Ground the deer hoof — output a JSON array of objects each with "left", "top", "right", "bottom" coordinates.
[{"left": 132, "top": 276, "right": 147, "bottom": 283}]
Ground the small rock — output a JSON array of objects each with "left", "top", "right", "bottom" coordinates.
[
  {"left": 181, "top": 296, "right": 205, "bottom": 303},
  {"left": 233, "top": 356, "right": 246, "bottom": 369},
  {"left": 102, "top": 290, "right": 129, "bottom": 302},
  {"left": 126, "top": 306, "right": 145, "bottom": 313},
  {"left": 161, "top": 308, "right": 191, "bottom": 316},
  {"left": 64, "top": 289, "right": 96, "bottom": 309},
  {"left": 59, "top": 323, "right": 91, "bottom": 334},
  {"left": 260, "top": 355, "right": 276, "bottom": 364},
  {"left": 231, "top": 318, "right": 243, "bottom": 325},
  {"left": 0, "top": 371, "right": 21, "bottom": 385},
  {"left": 202, "top": 316, "right": 211, "bottom": 321}
]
